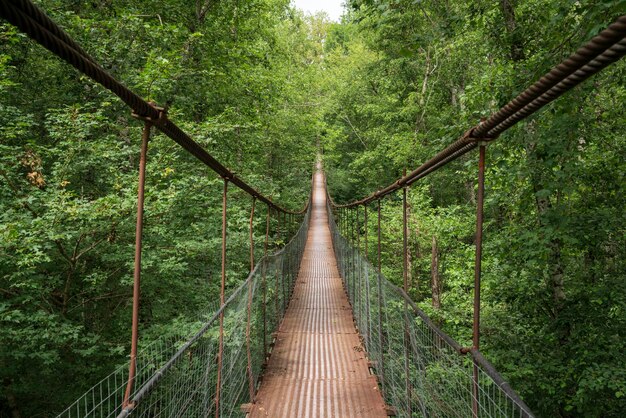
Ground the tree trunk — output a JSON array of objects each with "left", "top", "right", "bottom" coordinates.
[
  {"left": 415, "top": 223, "right": 421, "bottom": 260},
  {"left": 466, "top": 179, "right": 476, "bottom": 205},
  {"left": 500, "top": 0, "right": 525, "bottom": 61},
  {"left": 3, "top": 379, "right": 22, "bottom": 418},
  {"left": 525, "top": 141, "right": 567, "bottom": 316},
  {"left": 431, "top": 235, "right": 441, "bottom": 309},
  {"left": 195, "top": 0, "right": 217, "bottom": 28},
  {"left": 549, "top": 240, "right": 565, "bottom": 308}
]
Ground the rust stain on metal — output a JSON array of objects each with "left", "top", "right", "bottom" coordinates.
[
  {"left": 122, "top": 121, "right": 151, "bottom": 409},
  {"left": 250, "top": 172, "right": 387, "bottom": 417}
]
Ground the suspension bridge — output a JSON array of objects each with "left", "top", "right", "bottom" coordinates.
[{"left": 1, "top": 1, "right": 625, "bottom": 417}]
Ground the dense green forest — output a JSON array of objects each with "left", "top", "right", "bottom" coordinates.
[
  {"left": 1, "top": 0, "right": 625, "bottom": 417},
  {"left": 0, "top": 0, "right": 318, "bottom": 415},
  {"left": 322, "top": 1, "right": 626, "bottom": 417}
]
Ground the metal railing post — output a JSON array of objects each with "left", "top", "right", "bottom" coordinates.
[
  {"left": 281, "top": 211, "right": 286, "bottom": 314},
  {"left": 364, "top": 205, "right": 368, "bottom": 260},
  {"left": 215, "top": 178, "right": 229, "bottom": 418},
  {"left": 402, "top": 174, "right": 412, "bottom": 416},
  {"left": 350, "top": 208, "right": 355, "bottom": 303},
  {"left": 356, "top": 206, "right": 362, "bottom": 330},
  {"left": 377, "top": 199, "right": 385, "bottom": 391},
  {"left": 246, "top": 198, "right": 256, "bottom": 403},
  {"left": 263, "top": 204, "right": 270, "bottom": 359},
  {"left": 472, "top": 144, "right": 487, "bottom": 417},
  {"left": 273, "top": 209, "right": 280, "bottom": 327},
  {"left": 277, "top": 209, "right": 282, "bottom": 246},
  {"left": 122, "top": 121, "right": 151, "bottom": 409},
  {"left": 364, "top": 204, "right": 371, "bottom": 349}
]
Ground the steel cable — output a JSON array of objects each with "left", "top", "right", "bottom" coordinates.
[
  {"left": 332, "top": 15, "right": 626, "bottom": 209},
  {"left": 9, "top": 0, "right": 97, "bottom": 64},
  {"left": 0, "top": 0, "right": 306, "bottom": 214},
  {"left": 326, "top": 199, "right": 534, "bottom": 417},
  {"left": 57, "top": 205, "right": 311, "bottom": 418},
  {"left": 485, "top": 39, "right": 626, "bottom": 138},
  {"left": 473, "top": 16, "right": 626, "bottom": 138}
]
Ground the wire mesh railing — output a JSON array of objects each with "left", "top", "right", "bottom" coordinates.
[
  {"left": 57, "top": 204, "right": 310, "bottom": 418},
  {"left": 326, "top": 198, "right": 533, "bottom": 418},
  {"left": 0, "top": 3, "right": 313, "bottom": 417}
]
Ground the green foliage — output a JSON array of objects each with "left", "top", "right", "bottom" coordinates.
[
  {"left": 1, "top": 0, "right": 625, "bottom": 416},
  {"left": 0, "top": 1, "right": 320, "bottom": 416},
  {"left": 323, "top": 1, "right": 626, "bottom": 416}
]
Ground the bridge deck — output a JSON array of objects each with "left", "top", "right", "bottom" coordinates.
[{"left": 249, "top": 172, "right": 387, "bottom": 417}]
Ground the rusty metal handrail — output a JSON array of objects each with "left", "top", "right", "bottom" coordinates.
[
  {"left": 0, "top": 0, "right": 306, "bottom": 215},
  {"left": 325, "top": 16, "right": 624, "bottom": 416},
  {"left": 112, "top": 193, "right": 312, "bottom": 417},
  {"left": 327, "top": 194, "right": 534, "bottom": 417},
  {"left": 0, "top": 1, "right": 315, "bottom": 414},
  {"left": 330, "top": 15, "right": 626, "bottom": 209}
]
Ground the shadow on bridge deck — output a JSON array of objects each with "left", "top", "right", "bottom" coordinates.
[{"left": 250, "top": 171, "right": 387, "bottom": 417}]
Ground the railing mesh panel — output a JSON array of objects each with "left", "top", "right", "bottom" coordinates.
[
  {"left": 57, "top": 206, "right": 310, "bottom": 418},
  {"left": 327, "top": 199, "right": 533, "bottom": 418}
]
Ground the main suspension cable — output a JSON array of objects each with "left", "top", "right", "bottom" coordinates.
[
  {"left": 332, "top": 15, "right": 626, "bottom": 208},
  {"left": 0, "top": 0, "right": 306, "bottom": 214}
]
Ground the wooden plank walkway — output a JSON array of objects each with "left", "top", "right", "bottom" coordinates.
[{"left": 249, "top": 171, "right": 387, "bottom": 417}]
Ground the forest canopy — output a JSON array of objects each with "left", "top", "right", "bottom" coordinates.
[{"left": 1, "top": 0, "right": 625, "bottom": 417}]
